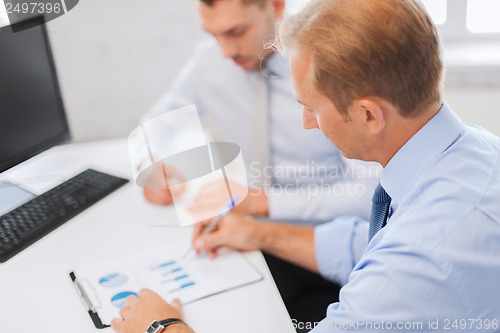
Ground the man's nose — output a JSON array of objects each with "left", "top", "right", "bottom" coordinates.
[
  {"left": 218, "top": 37, "right": 238, "bottom": 58},
  {"left": 303, "top": 109, "right": 319, "bottom": 130}
]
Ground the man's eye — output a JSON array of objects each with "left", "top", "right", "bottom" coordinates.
[{"left": 228, "top": 28, "right": 246, "bottom": 37}]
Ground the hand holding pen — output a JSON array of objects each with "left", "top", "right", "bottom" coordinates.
[{"left": 184, "top": 195, "right": 240, "bottom": 259}]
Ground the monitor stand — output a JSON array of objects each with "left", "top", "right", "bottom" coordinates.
[{"left": 0, "top": 181, "right": 36, "bottom": 216}]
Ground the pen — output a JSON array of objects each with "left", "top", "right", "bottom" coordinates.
[{"left": 183, "top": 195, "right": 240, "bottom": 258}]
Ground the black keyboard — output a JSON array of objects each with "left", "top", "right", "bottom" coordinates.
[{"left": 0, "top": 169, "right": 128, "bottom": 263}]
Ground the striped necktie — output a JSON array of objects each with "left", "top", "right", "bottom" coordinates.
[{"left": 368, "top": 183, "right": 392, "bottom": 241}]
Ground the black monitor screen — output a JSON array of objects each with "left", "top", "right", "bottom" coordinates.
[{"left": 0, "top": 16, "right": 69, "bottom": 173}]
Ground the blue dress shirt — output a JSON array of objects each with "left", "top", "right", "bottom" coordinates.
[
  {"left": 312, "top": 102, "right": 500, "bottom": 332},
  {"left": 145, "top": 39, "right": 379, "bottom": 224}
]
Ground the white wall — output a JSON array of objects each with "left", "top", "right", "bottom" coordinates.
[
  {"left": 46, "top": 0, "right": 205, "bottom": 142},
  {"left": 442, "top": 42, "right": 500, "bottom": 136},
  {"left": 45, "top": 0, "right": 500, "bottom": 142},
  {"left": 444, "top": 87, "right": 500, "bottom": 136}
]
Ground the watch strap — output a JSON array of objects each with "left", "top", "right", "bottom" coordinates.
[
  {"left": 158, "top": 318, "right": 186, "bottom": 328},
  {"left": 145, "top": 318, "right": 187, "bottom": 333}
]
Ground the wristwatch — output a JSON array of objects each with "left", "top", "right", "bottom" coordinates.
[{"left": 145, "top": 318, "right": 186, "bottom": 333}]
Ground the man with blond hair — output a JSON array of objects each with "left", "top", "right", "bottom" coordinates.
[{"left": 112, "top": 0, "right": 500, "bottom": 332}]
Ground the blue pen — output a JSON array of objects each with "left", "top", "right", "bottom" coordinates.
[
  {"left": 199, "top": 194, "right": 240, "bottom": 235},
  {"left": 183, "top": 195, "right": 240, "bottom": 258}
]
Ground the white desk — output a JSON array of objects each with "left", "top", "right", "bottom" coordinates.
[{"left": 0, "top": 139, "right": 295, "bottom": 333}]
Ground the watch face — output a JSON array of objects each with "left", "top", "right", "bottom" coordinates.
[{"left": 146, "top": 321, "right": 164, "bottom": 333}]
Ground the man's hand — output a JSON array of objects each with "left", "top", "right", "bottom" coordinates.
[
  {"left": 111, "top": 289, "right": 193, "bottom": 333},
  {"left": 191, "top": 214, "right": 319, "bottom": 273},
  {"left": 142, "top": 164, "right": 186, "bottom": 206},
  {"left": 187, "top": 180, "right": 269, "bottom": 218},
  {"left": 144, "top": 188, "right": 175, "bottom": 205},
  {"left": 192, "top": 213, "right": 264, "bottom": 258}
]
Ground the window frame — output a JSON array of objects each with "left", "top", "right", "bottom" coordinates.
[{"left": 437, "top": 0, "right": 500, "bottom": 43}]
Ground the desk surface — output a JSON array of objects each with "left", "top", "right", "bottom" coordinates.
[{"left": 0, "top": 139, "right": 295, "bottom": 333}]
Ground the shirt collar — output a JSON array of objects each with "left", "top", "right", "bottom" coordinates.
[
  {"left": 265, "top": 52, "right": 290, "bottom": 79},
  {"left": 382, "top": 101, "right": 464, "bottom": 204}
]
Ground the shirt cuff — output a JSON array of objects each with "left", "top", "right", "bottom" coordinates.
[
  {"left": 266, "top": 179, "right": 378, "bottom": 224},
  {"left": 314, "top": 216, "right": 369, "bottom": 285}
]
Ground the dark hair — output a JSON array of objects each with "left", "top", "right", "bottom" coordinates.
[{"left": 200, "top": 0, "right": 267, "bottom": 7}]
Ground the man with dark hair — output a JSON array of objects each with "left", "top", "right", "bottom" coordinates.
[
  {"left": 141, "top": 0, "right": 377, "bottom": 224},
  {"left": 134, "top": 0, "right": 378, "bottom": 331}
]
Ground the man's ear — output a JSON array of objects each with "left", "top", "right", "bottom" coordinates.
[
  {"left": 352, "top": 98, "right": 386, "bottom": 135},
  {"left": 271, "top": 0, "right": 285, "bottom": 18}
]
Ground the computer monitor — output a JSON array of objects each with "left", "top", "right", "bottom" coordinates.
[
  {"left": 0, "top": 16, "right": 70, "bottom": 214},
  {"left": 0, "top": 16, "right": 70, "bottom": 174}
]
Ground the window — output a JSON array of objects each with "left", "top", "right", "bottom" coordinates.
[
  {"left": 433, "top": 0, "right": 500, "bottom": 86},
  {"left": 434, "top": 0, "right": 500, "bottom": 41},
  {"left": 285, "top": 0, "right": 500, "bottom": 86},
  {"left": 466, "top": 0, "right": 500, "bottom": 33},
  {"left": 287, "top": 0, "right": 500, "bottom": 40}
]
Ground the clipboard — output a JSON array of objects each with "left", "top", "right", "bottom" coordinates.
[
  {"left": 70, "top": 271, "right": 109, "bottom": 329},
  {"left": 69, "top": 248, "right": 263, "bottom": 328}
]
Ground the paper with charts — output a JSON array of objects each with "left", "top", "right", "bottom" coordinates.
[{"left": 71, "top": 248, "right": 263, "bottom": 325}]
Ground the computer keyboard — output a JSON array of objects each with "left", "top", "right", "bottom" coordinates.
[{"left": 0, "top": 169, "right": 128, "bottom": 263}]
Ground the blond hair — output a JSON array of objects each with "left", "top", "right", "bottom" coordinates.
[{"left": 276, "top": 0, "right": 443, "bottom": 118}]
